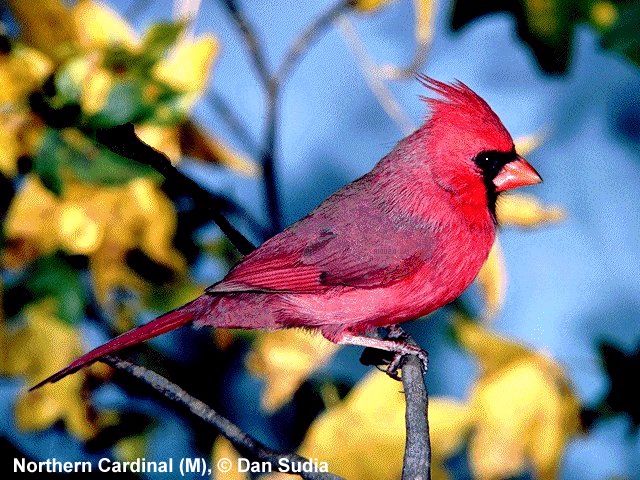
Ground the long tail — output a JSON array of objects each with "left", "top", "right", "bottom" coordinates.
[{"left": 30, "top": 296, "right": 211, "bottom": 391}]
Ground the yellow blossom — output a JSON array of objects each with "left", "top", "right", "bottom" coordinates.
[
  {"left": 267, "top": 370, "right": 473, "bottom": 480},
  {"left": 0, "top": 300, "right": 100, "bottom": 439},
  {"left": 454, "top": 316, "right": 581, "bottom": 480},
  {"left": 353, "top": 0, "right": 394, "bottom": 12},
  {"left": 3, "top": 175, "right": 185, "bottom": 302},
  {"left": 497, "top": 194, "right": 565, "bottom": 228},
  {"left": 72, "top": 0, "right": 138, "bottom": 50},
  {"left": 475, "top": 240, "right": 507, "bottom": 321},
  {"left": 246, "top": 329, "right": 339, "bottom": 411},
  {"left": 211, "top": 437, "right": 247, "bottom": 480}
]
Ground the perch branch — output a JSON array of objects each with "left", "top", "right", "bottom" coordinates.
[
  {"left": 102, "top": 355, "right": 344, "bottom": 480},
  {"left": 400, "top": 346, "right": 431, "bottom": 480},
  {"left": 368, "top": 327, "right": 431, "bottom": 479}
]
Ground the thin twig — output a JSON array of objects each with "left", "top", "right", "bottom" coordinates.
[
  {"left": 378, "top": 41, "right": 431, "bottom": 81},
  {"left": 220, "top": 0, "right": 272, "bottom": 91},
  {"left": 94, "top": 123, "right": 259, "bottom": 255},
  {"left": 220, "top": 0, "right": 353, "bottom": 235},
  {"left": 206, "top": 91, "right": 261, "bottom": 156},
  {"left": 220, "top": 0, "right": 280, "bottom": 233},
  {"left": 337, "top": 17, "right": 415, "bottom": 135},
  {"left": 275, "top": 0, "right": 354, "bottom": 84},
  {"left": 102, "top": 355, "right": 344, "bottom": 480}
]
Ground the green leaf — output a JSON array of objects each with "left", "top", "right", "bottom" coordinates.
[
  {"left": 451, "top": 0, "right": 576, "bottom": 73},
  {"left": 32, "top": 128, "right": 161, "bottom": 194},
  {"left": 140, "top": 21, "right": 185, "bottom": 62},
  {"left": 86, "top": 80, "right": 151, "bottom": 128},
  {"left": 25, "top": 254, "right": 86, "bottom": 326},
  {"left": 32, "top": 130, "right": 65, "bottom": 195},
  {"left": 597, "top": 1, "right": 640, "bottom": 67}
]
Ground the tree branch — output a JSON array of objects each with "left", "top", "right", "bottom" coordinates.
[
  {"left": 206, "top": 90, "right": 262, "bottom": 156},
  {"left": 220, "top": 0, "right": 353, "bottom": 235},
  {"left": 219, "top": 0, "right": 272, "bottom": 90},
  {"left": 401, "top": 353, "right": 431, "bottom": 480},
  {"left": 337, "top": 17, "right": 416, "bottom": 135},
  {"left": 102, "top": 355, "right": 344, "bottom": 480},
  {"left": 94, "top": 123, "right": 260, "bottom": 255}
]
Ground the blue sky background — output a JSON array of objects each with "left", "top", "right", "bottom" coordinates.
[{"left": 2, "top": 0, "right": 640, "bottom": 478}]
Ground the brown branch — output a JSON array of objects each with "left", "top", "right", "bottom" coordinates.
[
  {"left": 219, "top": 0, "right": 272, "bottom": 90},
  {"left": 206, "top": 90, "right": 261, "bottom": 156},
  {"left": 102, "top": 355, "right": 345, "bottom": 480}
]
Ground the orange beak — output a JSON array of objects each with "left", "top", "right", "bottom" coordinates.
[{"left": 493, "top": 156, "right": 542, "bottom": 192}]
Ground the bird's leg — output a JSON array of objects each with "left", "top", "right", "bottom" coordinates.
[
  {"left": 387, "top": 324, "right": 409, "bottom": 341},
  {"left": 338, "top": 333, "right": 428, "bottom": 381}
]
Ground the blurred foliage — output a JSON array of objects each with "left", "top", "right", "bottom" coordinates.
[
  {"left": 0, "top": 300, "right": 110, "bottom": 439},
  {"left": 453, "top": 316, "right": 581, "bottom": 480},
  {"left": 222, "top": 318, "right": 581, "bottom": 480},
  {"left": 451, "top": 0, "right": 640, "bottom": 73},
  {"left": 0, "top": 1, "right": 636, "bottom": 479},
  {"left": 595, "top": 342, "right": 640, "bottom": 428},
  {"left": 246, "top": 329, "right": 340, "bottom": 412},
  {"left": 0, "top": 0, "right": 255, "bottom": 446}
]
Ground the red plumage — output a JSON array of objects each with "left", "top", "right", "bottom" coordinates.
[{"left": 31, "top": 77, "right": 541, "bottom": 390}]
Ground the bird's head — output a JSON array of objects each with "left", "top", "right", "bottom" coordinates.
[{"left": 415, "top": 76, "right": 542, "bottom": 213}]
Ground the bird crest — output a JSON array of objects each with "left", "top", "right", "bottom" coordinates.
[{"left": 417, "top": 75, "right": 512, "bottom": 149}]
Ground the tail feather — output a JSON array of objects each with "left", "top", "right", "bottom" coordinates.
[{"left": 30, "top": 296, "right": 208, "bottom": 391}]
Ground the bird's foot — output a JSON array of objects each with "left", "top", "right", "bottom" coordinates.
[
  {"left": 384, "top": 342, "right": 429, "bottom": 381},
  {"left": 342, "top": 331, "right": 428, "bottom": 381}
]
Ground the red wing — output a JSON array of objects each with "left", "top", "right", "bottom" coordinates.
[{"left": 206, "top": 206, "right": 435, "bottom": 294}]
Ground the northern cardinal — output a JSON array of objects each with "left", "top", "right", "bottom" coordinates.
[{"left": 31, "top": 77, "right": 541, "bottom": 390}]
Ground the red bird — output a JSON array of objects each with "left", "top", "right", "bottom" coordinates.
[{"left": 31, "top": 77, "right": 541, "bottom": 390}]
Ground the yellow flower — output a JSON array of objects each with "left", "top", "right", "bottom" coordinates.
[
  {"left": 0, "top": 45, "right": 52, "bottom": 177},
  {"left": 591, "top": 2, "right": 618, "bottom": 29},
  {"left": 353, "top": 0, "right": 395, "bottom": 12},
  {"left": 514, "top": 132, "right": 545, "bottom": 157},
  {"left": 6, "top": 0, "right": 78, "bottom": 62},
  {"left": 265, "top": 370, "right": 473, "bottom": 480},
  {"left": 246, "top": 329, "right": 339, "bottom": 411},
  {"left": 0, "top": 300, "right": 100, "bottom": 439},
  {"left": 72, "top": 0, "right": 137, "bottom": 50},
  {"left": 475, "top": 240, "right": 507, "bottom": 320},
  {"left": 211, "top": 437, "right": 247, "bottom": 480},
  {"left": 285, "top": 370, "right": 406, "bottom": 480},
  {"left": 153, "top": 36, "right": 220, "bottom": 99},
  {"left": 454, "top": 316, "right": 581, "bottom": 480},
  {"left": 3, "top": 175, "right": 185, "bottom": 302},
  {"left": 496, "top": 194, "right": 565, "bottom": 228}
]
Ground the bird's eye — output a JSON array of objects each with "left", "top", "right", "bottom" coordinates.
[{"left": 474, "top": 148, "right": 517, "bottom": 180}]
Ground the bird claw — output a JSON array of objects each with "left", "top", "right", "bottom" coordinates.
[
  {"left": 355, "top": 328, "right": 428, "bottom": 381},
  {"left": 383, "top": 344, "right": 429, "bottom": 381}
]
